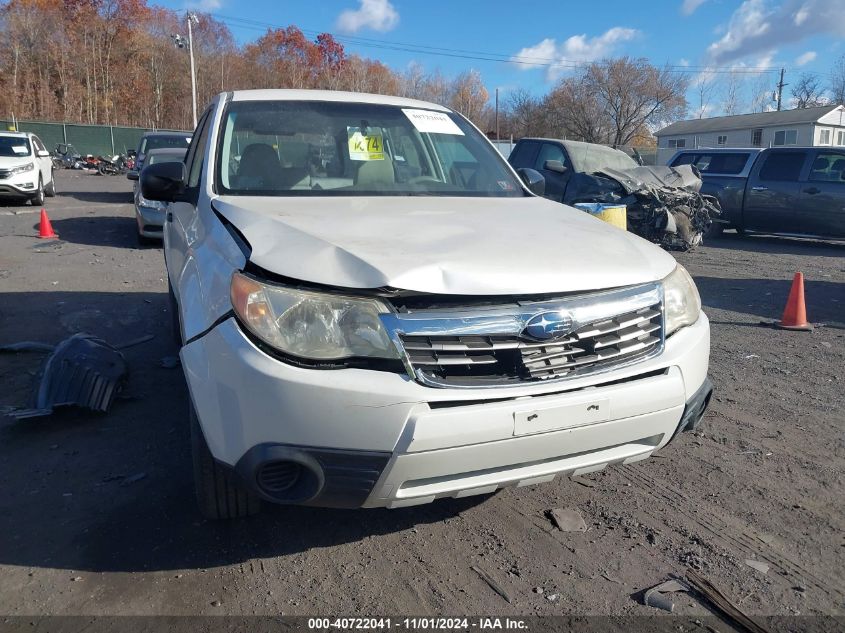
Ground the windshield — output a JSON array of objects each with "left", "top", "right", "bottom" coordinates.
[
  {"left": 140, "top": 135, "right": 191, "bottom": 154},
  {"left": 0, "top": 137, "right": 32, "bottom": 158},
  {"left": 216, "top": 101, "right": 523, "bottom": 197},
  {"left": 147, "top": 151, "right": 186, "bottom": 166}
]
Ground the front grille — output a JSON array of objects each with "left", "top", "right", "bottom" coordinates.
[{"left": 389, "top": 286, "right": 664, "bottom": 388}]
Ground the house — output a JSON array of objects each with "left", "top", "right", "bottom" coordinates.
[{"left": 655, "top": 105, "right": 845, "bottom": 165}]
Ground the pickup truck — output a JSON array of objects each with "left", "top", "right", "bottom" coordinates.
[
  {"left": 508, "top": 137, "right": 720, "bottom": 250},
  {"left": 668, "top": 147, "right": 845, "bottom": 239}
]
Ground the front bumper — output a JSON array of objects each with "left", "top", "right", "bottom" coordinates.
[
  {"left": 134, "top": 204, "right": 165, "bottom": 237},
  {"left": 0, "top": 175, "right": 37, "bottom": 197},
  {"left": 181, "top": 313, "right": 710, "bottom": 508}
]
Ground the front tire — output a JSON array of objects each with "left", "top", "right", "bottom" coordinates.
[
  {"left": 191, "top": 402, "right": 261, "bottom": 520},
  {"left": 30, "top": 176, "right": 45, "bottom": 206},
  {"left": 45, "top": 171, "right": 56, "bottom": 197}
]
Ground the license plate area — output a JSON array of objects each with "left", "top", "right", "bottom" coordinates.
[{"left": 513, "top": 395, "right": 610, "bottom": 436}]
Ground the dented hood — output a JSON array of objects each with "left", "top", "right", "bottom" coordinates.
[{"left": 212, "top": 195, "right": 677, "bottom": 295}]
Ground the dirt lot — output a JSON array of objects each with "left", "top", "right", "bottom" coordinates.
[{"left": 0, "top": 171, "right": 843, "bottom": 621}]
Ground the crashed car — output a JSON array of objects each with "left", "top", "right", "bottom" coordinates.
[
  {"left": 508, "top": 138, "right": 721, "bottom": 251},
  {"left": 140, "top": 89, "right": 711, "bottom": 519}
]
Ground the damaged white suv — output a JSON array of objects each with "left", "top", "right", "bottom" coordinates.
[{"left": 142, "top": 90, "right": 712, "bottom": 519}]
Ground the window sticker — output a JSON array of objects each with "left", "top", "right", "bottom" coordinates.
[
  {"left": 402, "top": 109, "right": 464, "bottom": 136},
  {"left": 11, "top": 146, "right": 28, "bottom": 154},
  {"left": 347, "top": 127, "right": 384, "bottom": 161}
]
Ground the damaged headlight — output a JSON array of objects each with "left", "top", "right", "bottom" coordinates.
[
  {"left": 662, "top": 265, "right": 701, "bottom": 336},
  {"left": 230, "top": 272, "right": 399, "bottom": 362}
]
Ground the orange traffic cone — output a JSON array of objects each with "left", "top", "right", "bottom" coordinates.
[
  {"left": 37, "top": 207, "right": 58, "bottom": 239},
  {"left": 776, "top": 272, "right": 813, "bottom": 331}
]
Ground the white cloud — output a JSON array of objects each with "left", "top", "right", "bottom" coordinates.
[
  {"left": 679, "top": 58, "right": 691, "bottom": 66},
  {"left": 707, "top": 0, "right": 845, "bottom": 64},
  {"left": 187, "top": 0, "right": 222, "bottom": 9},
  {"left": 511, "top": 27, "right": 639, "bottom": 81},
  {"left": 795, "top": 50, "right": 817, "bottom": 65},
  {"left": 336, "top": 0, "right": 399, "bottom": 34},
  {"left": 681, "top": 0, "right": 708, "bottom": 16}
]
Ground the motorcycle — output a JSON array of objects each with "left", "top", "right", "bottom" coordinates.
[
  {"left": 96, "top": 154, "right": 130, "bottom": 176},
  {"left": 51, "top": 143, "right": 81, "bottom": 170}
]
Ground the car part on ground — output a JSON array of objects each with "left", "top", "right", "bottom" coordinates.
[
  {"left": 564, "top": 164, "right": 722, "bottom": 252},
  {"left": 5, "top": 333, "right": 128, "bottom": 420}
]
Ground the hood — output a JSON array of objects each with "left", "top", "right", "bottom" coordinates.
[
  {"left": 213, "top": 195, "right": 677, "bottom": 295},
  {"left": 0, "top": 155, "right": 34, "bottom": 169},
  {"left": 597, "top": 164, "right": 703, "bottom": 195}
]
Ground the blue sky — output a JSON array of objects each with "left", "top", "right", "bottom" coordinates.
[{"left": 159, "top": 0, "right": 845, "bottom": 115}]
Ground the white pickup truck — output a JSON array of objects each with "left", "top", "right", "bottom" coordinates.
[{"left": 141, "top": 89, "right": 712, "bottom": 519}]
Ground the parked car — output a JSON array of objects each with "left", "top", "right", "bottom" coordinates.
[
  {"left": 668, "top": 147, "right": 845, "bottom": 239},
  {"left": 0, "top": 131, "right": 56, "bottom": 205},
  {"left": 128, "top": 147, "right": 186, "bottom": 243},
  {"left": 141, "top": 89, "right": 712, "bottom": 519},
  {"left": 126, "top": 131, "right": 191, "bottom": 181},
  {"left": 508, "top": 138, "right": 721, "bottom": 251}
]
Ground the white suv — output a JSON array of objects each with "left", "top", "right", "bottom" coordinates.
[
  {"left": 142, "top": 90, "right": 712, "bottom": 519},
  {"left": 0, "top": 132, "right": 56, "bottom": 205}
]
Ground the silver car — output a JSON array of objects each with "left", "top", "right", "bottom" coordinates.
[{"left": 130, "top": 147, "right": 186, "bottom": 244}]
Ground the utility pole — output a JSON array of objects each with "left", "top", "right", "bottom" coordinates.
[
  {"left": 172, "top": 13, "right": 200, "bottom": 129},
  {"left": 776, "top": 68, "right": 788, "bottom": 111},
  {"left": 187, "top": 12, "right": 199, "bottom": 128},
  {"left": 495, "top": 88, "right": 499, "bottom": 142}
]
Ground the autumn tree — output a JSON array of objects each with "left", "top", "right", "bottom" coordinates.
[{"left": 449, "top": 70, "right": 488, "bottom": 123}]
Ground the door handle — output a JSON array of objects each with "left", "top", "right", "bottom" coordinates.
[
  {"left": 803, "top": 187, "right": 820, "bottom": 194},
  {"left": 166, "top": 212, "right": 173, "bottom": 223},
  {"left": 751, "top": 186, "right": 768, "bottom": 191}
]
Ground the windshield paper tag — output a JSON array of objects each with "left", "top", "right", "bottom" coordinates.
[
  {"left": 11, "top": 145, "right": 28, "bottom": 154},
  {"left": 402, "top": 109, "right": 464, "bottom": 136},
  {"left": 347, "top": 127, "right": 384, "bottom": 161}
]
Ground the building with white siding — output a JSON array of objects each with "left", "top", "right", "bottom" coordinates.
[{"left": 655, "top": 105, "right": 845, "bottom": 165}]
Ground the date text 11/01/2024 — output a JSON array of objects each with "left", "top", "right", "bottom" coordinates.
[{"left": 307, "top": 617, "right": 529, "bottom": 630}]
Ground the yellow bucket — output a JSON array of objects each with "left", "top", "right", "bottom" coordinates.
[{"left": 574, "top": 203, "right": 627, "bottom": 231}]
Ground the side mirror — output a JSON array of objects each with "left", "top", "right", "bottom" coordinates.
[
  {"left": 517, "top": 168, "right": 545, "bottom": 196},
  {"left": 37, "top": 150, "right": 50, "bottom": 158},
  {"left": 126, "top": 170, "right": 139, "bottom": 181},
  {"left": 543, "top": 160, "right": 568, "bottom": 174},
  {"left": 141, "top": 161, "right": 186, "bottom": 202}
]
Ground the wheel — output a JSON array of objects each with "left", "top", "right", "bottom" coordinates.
[
  {"left": 30, "top": 176, "right": 45, "bottom": 206},
  {"left": 191, "top": 401, "right": 261, "bottom": 520},
  {"left": 44, "top": 171, "right": 56, "bottom": 197}
]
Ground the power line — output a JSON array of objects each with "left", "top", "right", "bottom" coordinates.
[{"left": 207, "top": 12, "right": 780, "bottom": 75}]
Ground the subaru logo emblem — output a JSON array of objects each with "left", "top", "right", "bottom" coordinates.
[{"left": 524, "top": 311, "right": 574, "bottom": 340}]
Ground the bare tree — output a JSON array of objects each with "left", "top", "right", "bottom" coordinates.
[
  {"left": 720, "top": 71, "right": 743, "bottom": 115},
  {"left": 748, "top": 73, "right": 774, "bottom": 112},
  {"left": 693, "top": 72, "right": 717, "bottom": 118},
  {"left": 584, "top": 57, "right": 688, "bottom": 146},
  {"left": 505, "top": 88, "right": 542, "bottom": 138},
  {"left": 791, "top": 73, "right": 826, "bottom": 108},
  {"left": 829, "top": 54, "right": 845, "bottom": 105}
]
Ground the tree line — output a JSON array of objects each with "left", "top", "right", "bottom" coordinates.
[{"left": 10, "top": 0, "right": 841, "bottom": 147}]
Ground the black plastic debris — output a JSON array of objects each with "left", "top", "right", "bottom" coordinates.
[{"left": 10, "top": 334, "right": 127, "bottom": 419}]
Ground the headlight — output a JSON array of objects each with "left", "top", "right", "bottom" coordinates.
[
  {"left": 230, "top": 272, "right": 399, "bottom": 361},
  {"left": 10, "top": 163, "right": 35, "bottom": 174},
  {"left": 662, "top": 265, "right": 701, "bottom": 336},
  {"left": 138, "top": 191, "right": 167, "bottom": 210}
]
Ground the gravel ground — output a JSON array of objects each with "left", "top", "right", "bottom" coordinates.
[{"left": 0, "top": 171, "right": 842, "bottom": 621}]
